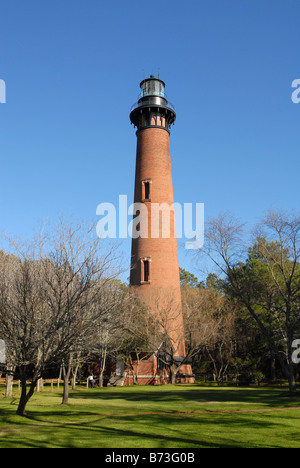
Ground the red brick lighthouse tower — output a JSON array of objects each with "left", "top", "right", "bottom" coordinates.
[{"left": 129, "top": 75, "right": 194, "bottom": 384}]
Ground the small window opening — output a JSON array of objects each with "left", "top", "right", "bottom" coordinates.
[
  {"left": 144, "top": 260, "right": 149, "bottom": 282},
  {"left": 142, "top": 179, "right": 151, "bottom": 201},
  {"left": 144, "top": 182, "right": 150, "bottom": 200}
]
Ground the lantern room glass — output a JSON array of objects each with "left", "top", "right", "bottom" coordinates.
[{"left": 141, "top": 79, "right": 165, "bottom": 98}]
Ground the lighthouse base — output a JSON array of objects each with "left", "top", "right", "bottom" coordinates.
[
  {"left": 88, "top": 353, "right": 195, "bottom": 387},
  {"left": 121, "top": 354, "right": 195, "bottom": 386}
]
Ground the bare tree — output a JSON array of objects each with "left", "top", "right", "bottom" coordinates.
[
  {"left": 140, "top": 287, "right": 199, "bottom": 384},
  {"left": 86, "top": 280, "right": 126, "bottom": 387},
  {"left": 113, "top": 284, "right": 237, "bottom": 385},
  {"left": 182, "top": 287, "right": 237, "bottom": 383},
  {"left": 153, "top": 293, "right": 187, "bottom": 384},
  {"left": 0, "top": 218, "right": 121, "bottom": 414},
  {"left": 117, "top": 289, "right": 161, "bottom": 385}
]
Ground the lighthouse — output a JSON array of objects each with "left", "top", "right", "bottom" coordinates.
[{"left": 128, "top": 75, "right": 194, "bottom": 384}]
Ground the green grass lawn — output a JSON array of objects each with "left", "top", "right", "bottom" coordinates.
[{"left": 0, "top": 383, "right": 299, "bottom": 448}]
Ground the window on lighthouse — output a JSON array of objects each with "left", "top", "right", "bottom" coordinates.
[
  {"left": 140, "top": 257, "right": 151, "bottom": 284},
  {"left": 144, "top": 260, "right": 149, "bottom": 282},
  {"left": 144, "top": 182, "right": 150, "bottom": 200},
  {"left": 142, "top": 179, "right": 151, "bottom": 201}
]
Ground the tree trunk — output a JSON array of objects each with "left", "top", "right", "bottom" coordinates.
[
  {"left": 128, "top": 355, "right": 137, "bottom": 385},
  {"left": 169, "top": 363, "right": 178, "bottom": 384},
  {"left": 58, "top": 365, "right": 62, "bottom": 389},
  {"left": 287, "top": 357, "right": 297, "bottom": 395},
  {"left": 62, "top": 377, "right": 69, "bottom": 405},
  {"left": 99, "top": 348, "right": 107, "bottom": 388},
  {"left": 273, "top": 342, "right": 297, "bottom": 395},
  {"left": 72, "top": 360, "right": 80, "bottom": 390},
  {"left": 16, "top": 367, "right": 38, "bottom": 416},
  {"left": 135, "top": 354, "right": 140, "bottom": 385},
  {"left": 5, "top": 373, "right": 14, "bottom": 398},
  {"left": 62, "top": 354, "right": 73, "bottom": 405},
  {"left": 270, "top": 353, "right": 276, "bottom": 381},
  {"left": 37, "top": 378, "right": 43, "bottom": 392}
]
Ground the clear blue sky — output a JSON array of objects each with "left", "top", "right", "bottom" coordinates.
[{"left": 0, "top": 0, "right": 299, "bottom": 282}]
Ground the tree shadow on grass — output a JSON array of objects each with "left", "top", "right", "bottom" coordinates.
[
  {"left": 2, "top": 410, "right": 295, "bottom": 448},
  {"left": 69, "top": 385, "right": 300, "bottom": 409},
  {"left": 1, "top": 395, "right": 299, "bottom": 448}
]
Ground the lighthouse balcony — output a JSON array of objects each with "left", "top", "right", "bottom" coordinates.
[{"left": 130, "top": 97, "right": 175, "bottom": 114}]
